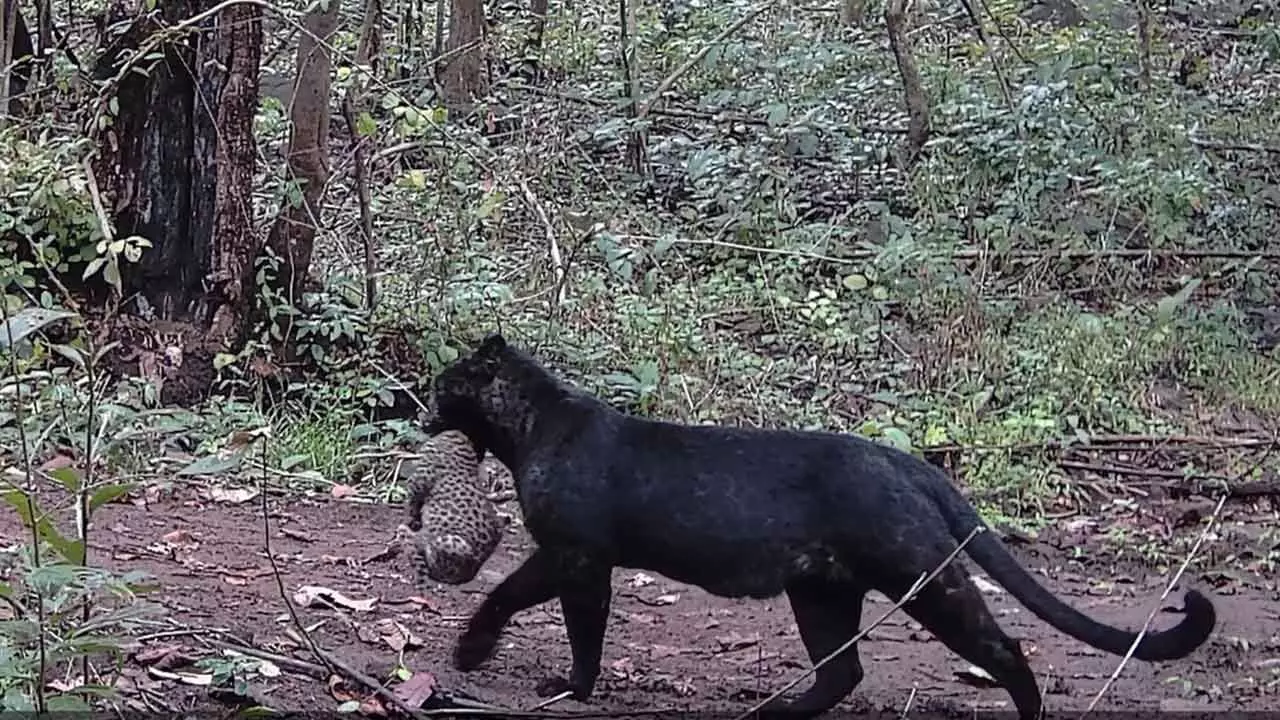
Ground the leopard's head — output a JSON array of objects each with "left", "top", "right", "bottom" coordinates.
[
  {"left": 428, "top": 333, "right": 565, "bottom": 465},
  {"left": 433, "top": 333, "right": 507, "bottom": 421}
]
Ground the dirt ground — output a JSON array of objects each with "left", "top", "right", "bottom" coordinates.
[{"left": 2, "top": 481, "right": 1277, "bottom": 718}]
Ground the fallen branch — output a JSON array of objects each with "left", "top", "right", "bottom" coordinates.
[
  {"left": 657, "top": 236, "right": 1280, "bottom": 266},
  {"left": 929, "top": 434, "right": 1276, "bottom": 454},
  {"left": 1058, "top": 459, "right": 1230, "bottom": 482},
  {"left": 211, "top": 637, "right": 329, "bottom": 679},
  {"left": 1190, "top": 136, "right": 1280, "bottom": 155}
]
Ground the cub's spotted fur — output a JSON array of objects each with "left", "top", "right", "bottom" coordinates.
[{"left": 401, "top": 429, "right": 503, "bottom": 585}]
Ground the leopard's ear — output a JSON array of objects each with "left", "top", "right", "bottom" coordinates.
[{"left": 476, "top": 333, "right": 506, "bottom": 356}]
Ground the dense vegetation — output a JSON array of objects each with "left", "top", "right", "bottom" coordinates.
[{"left": 1, "top": 0, "right": 1277, "bottom": 711}]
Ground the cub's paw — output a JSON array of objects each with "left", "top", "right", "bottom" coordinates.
[
  {"left": 535, "top": 675, "right": 589, "bottom": 701},
  {"left": 454, "top": 629, "right": 500, "bottom": 671}
]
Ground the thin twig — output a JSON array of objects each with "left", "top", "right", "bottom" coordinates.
[
  {"left": 518, "top": 180, "right": 566, "bottom": 304},
  {"left": 637, "top": 0, "right": 776, "bottom": 118},
  {"left": 0, "top": 294, "right": 48, "bottom": 713},
  {"left": 211, "top": 638, "right": 329, "bottom": 678},
  {"left": 1190, "top": 136, "right": 1280, "bottom": 155},
  {"left": 1081, "top": 492, "right": 1227, "bottom": 715},
  {"left": 731, "top": 526, "right": 986, "bottom": 720}
]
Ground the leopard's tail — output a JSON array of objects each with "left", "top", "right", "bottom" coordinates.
[{"left": 928, "top": 477, "right": 1215, "bottom": 661}]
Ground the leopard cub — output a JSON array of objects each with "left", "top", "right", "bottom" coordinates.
[{"left": 401, "top": 429, "right": 503, "bottom": 585}]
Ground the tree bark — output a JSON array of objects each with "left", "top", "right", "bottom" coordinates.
[
  {"left": 91, "top": 0, "right": 263, "bottom": 401},
  {"left": 0, "top": 0, "right": 34, "bottom": 117},
  {"left": 341, "top": 0, "right": 382, "bottom": 310},
  {"left": 204, "top": 1, "right": 264, "bottom": 346},
  {"left": 439, "top": 0, "right": 488, "bottom": 106},
  {"left": 264, "top": 0, "right": 339, "bottom": 306},
  {"left": 529, "top": 0, "right": 547, "bottom": 53},
  {"left": 885, "top": 0, "right": 929, "bottom": 167},
  {"left": 839, "top": 0, "right": 867, "bottom": 25}
]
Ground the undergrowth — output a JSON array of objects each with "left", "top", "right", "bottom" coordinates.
[{"left": 2, "top": 0, "right": 1279, "bottom": 709}]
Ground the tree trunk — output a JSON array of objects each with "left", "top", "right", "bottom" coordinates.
[
  {"left": 439, "top": 0, "right": 488, "bottom": 106},
  {"left": 264, "top": 0, "right": 339, "bottom": 307},
  {"left": 528, "top": 0, "right": 547, "bottom": 53},
  {"left": 341, "top": 0, "right": 382, "bottom": 310},
  {"left": 0, "top": 0, "right": 34, "bottom": 117},
  {"left": 91, "top": 0, "right": 263, "bottom": 402},
  {"left": 884, "top": 0, "right": 928, "bottom": 167},
  {"left": 839, "top": 0, "right": 867, "bottom": 25},
  {"left": 205, "top": 2, "right": 265, "bottom": 346}
]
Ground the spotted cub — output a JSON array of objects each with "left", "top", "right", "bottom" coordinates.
[{"left": 401, "top": 429, "right": 503, "bottom": 585}]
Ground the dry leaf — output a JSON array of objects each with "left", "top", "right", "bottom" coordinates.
[
  {"left": 393, "top": 671, "right": 438, "bottom": 709},
  {"left": 628, "top": 572, "right": 656, "bottom": 588},
  {"left": 329, "top": 674, "right": 359, "bottom": 702},
  {"left": 281, "top": 527, "right": 314, "bottom": 542},
  {"left": 714, "top": 632, "right": 759, "bottom": 653},
  {"left": 134, "top": 643, "right": 194, "bottom": 669},
  {"left": 161, "top": 529, "right": 199, "bottom": 547},
  {"left": 39, "top": 454, "right": 75, "bottom": 471},
  {"left": 359, "top": 695, "right": 387, "bottom": 716},
  {"left": 970, "top": 576, "right": 1003, "bottom": 595},
  {"left": 293, "top": 585, "right": 377, "bottom": 612},
  {"left": 954, "top": 664, "right": 998, "bottom": 688},
  {"left": 209, "top": 486, "right": 259, "bottom": 504},
  {"left": 376, "top": 619, "right": 424, "bottom": 652}
]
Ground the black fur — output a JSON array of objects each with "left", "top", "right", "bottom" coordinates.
[{"left": 427, "top": 334, "right": 1216, "bottom": 719}]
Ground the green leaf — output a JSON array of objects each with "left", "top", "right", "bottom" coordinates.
[
  {"left": 46, "top": 536, "right": 86, "bottom": 565},
  {"left": 2, "top": 686, "right": 35, "bottom": 711},
  {"left": 89, "top": 483, "right": 135, "bottom": 511},
  {"left": 1155, "top": 277, "right": 1201, "bottom": 324},
  {"left": 82, "top": 256, "right": 105, "bottom": 280},
  {"left": 45, "top": 693, "right": 92, "bottom": 711},
  {"left": 880, "top": 427, "right": 913, "bottom": 453},
  {"left": 0, "top": 307, "right": 77, "bottom": 348},
  {"left": 356, "top": 111, "right": 377, "bottom": 137},
  {"left": 279, "top": 454, "right": 310, "bottom": 471},
  {"left": 49, "top": 466, "right": 83, "bottom": 493},
  {"left": 27, "top": 564, "right": 78, "bottom": 594},
  {"left": 177, "top": 450, "right": 247, "bottom": 477},
  {"left": 842, "top": 273, "right": 868, "bottom": 291},
  {"left": 50, "top": 342, "right": 86, "bottom": 368}
]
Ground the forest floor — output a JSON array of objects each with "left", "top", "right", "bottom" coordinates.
[{"left": 3, "top": 479, "right": 1276, "bottom": 718}]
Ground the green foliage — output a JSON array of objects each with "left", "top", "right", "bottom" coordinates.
[
  {"left": 0, "top": 308, "right": 158, "bottom": 711},
  {"left": 1, "top": 7, "right": 1278, "bottom": 710}
]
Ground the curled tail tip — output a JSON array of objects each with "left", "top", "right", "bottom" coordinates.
[{"left": 1138, "top": 587, "right": 1217, "bottom": 661}]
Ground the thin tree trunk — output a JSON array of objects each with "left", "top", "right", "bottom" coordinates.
[
  {"left": 885, "top": 0, "right": 928, "bottom": 166},
  {"left": 839, "top": 0, "right": 866, "bottom": 25},
  {"left": 440, "top": 0, "right": 487, "bottom": 106},
  {"left": 341, "top": 0, "right": 382, "bottom": 310},
  {"left": 264, "top": 0, "right": 340, "bottom": 306},
  {"left": 204, "top": 1, "right": 264, "bottom": 346}
]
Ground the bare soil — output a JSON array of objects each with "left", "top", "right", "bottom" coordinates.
[{"left": 2, "top": 483, "right": 1277, "bottom": 717}]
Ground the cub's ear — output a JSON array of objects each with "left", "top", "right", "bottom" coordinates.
[{"left": 477, "top": 333, "right": 507, "bottom": 356}]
